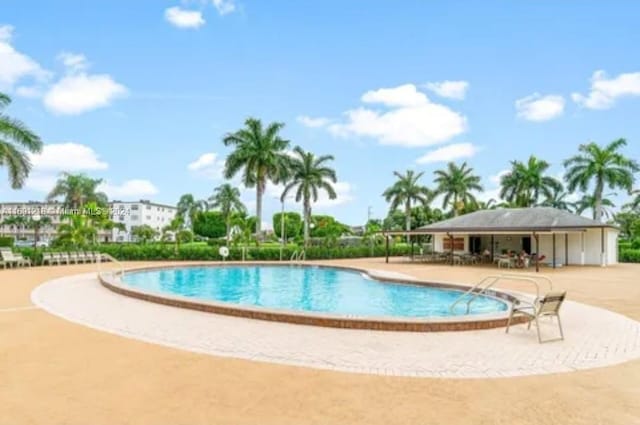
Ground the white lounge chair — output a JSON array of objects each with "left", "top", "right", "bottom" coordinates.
[
  {"left": 0, "top": 249, "right": 18, "bottom": 268},
  {"left": 506, "top": 291, "right": 567, "bottom": 343}
]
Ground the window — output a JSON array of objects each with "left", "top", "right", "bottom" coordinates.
[
  {"left": 131, "top": 215, "right": 139, "bottom": 220},
  {"left": 131, "top": 205, "right": 139, "bottom": 211},
  {"left": 146, "top": 215, "right": 151, "bottom": 220},
  {"left": 146, "top": 205, "right": 151, "bottom": 210}
]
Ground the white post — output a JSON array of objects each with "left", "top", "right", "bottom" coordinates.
[{"left": 580, "top": 232, "right": 585, "bottom": 265}]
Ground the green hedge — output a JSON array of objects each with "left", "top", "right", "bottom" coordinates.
[
  {"left": 15, "top": 243, "right": 412, "bottom": 265},
  {"left": 0, "top": 236, "right": 15, "bottom": 247},
  {"left": 620, "top": 249, "right": 640, "bottom": 263}
]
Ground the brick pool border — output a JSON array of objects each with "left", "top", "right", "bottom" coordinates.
[{"left": 98, "top": 262, "right": 527, "bottom": 332}]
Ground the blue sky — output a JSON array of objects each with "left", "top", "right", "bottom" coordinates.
[{"left": 1, "top": 1, "right": 639, "bottom": 226}]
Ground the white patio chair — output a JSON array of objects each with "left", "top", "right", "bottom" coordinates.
[{"left": 506, "top": 291, "right": 567, "bottom": 343}]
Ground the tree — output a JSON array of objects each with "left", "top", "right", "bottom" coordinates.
[
  {"left": 433, "top": 162, "right": 483, "bottom": 216},
  {"left": 0, "top": 92, "right": 43, "bottom": 188},
  {"left": 26, "top": 215, "right": 52, "bottom": 246},
  {"left": 1, "top": 215, "right": 28, "bottom": 240},
  {"left": 574, "top": 194, "right": 616, "bottom": 220},
  {"left": 131, "top": 225, "right": 159, "bottom": 244},
  {"left": 624, "top": 189, "right": 640, "bottom": 212},
  {"left": 382, "top": 170, "right": 432, "bottom": 242},
  {"left": 310, "top": 215, "right": 350, "bottom": 238},
  {"left": 499, "top": 156, "right": 562, "bottom": 207},
  {"left": 613, "top": 211, "right": 640, "bottom": 239},
  {"left": 564, "top": 139, "right": 639, "bottom": 222},
  {"left": 192, "top": 211, "right": 227, "bottom": 239},
  {"left": 162, "top": 216, "right": 185, "bottom": 253},
  {"left": 209, "top": 183, "right": 246, "bottom": 245},
  {"left": 540, "top": 185, "right": 575, "bottom": 212},
  {"left": 272, "top": 212, "right": 302, "bottom": 241},
  {"left": 55, "top": 215, "right": 97, "bottom": 248},
  {"left": 47, "top": 173, "right": 108, "bottom": 209},
  {"left": 176, "top": 194, "right": 207, "bottom": 228},
  {"left": 223, "top": 118, "right": 292, "bottom": 242},
  {"left": 280, "top": 147, "right": 337, "bottom": 246}
]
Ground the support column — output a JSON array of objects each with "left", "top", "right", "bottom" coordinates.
[
  {"left": 490, "top": 234, "right": 494, "bottom": 262},
  {"left": 534, "top": 232, "right": 539, "bottom": 273},
  {"left": 601, "top": 227, "right": 606, "bottom": 267},
  {"left": 581, "top": 231, "right": 585, "bottom": 265},
  {"left": 565, "top": 233, "right": 569, "bottom": 266},
  {"left": 552, "top": 233, "right": 556, "bottom": 269},
  {"left": 385, "top": 234, "right": 389, "bottom": 264},
  {"left": 449, "top": 233, "right": 454, "bottom": 266}
]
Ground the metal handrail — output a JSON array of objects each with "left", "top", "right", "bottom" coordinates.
[
  {"left": 290, "top": 250, "right": 306, "bottom": 262},
  {"left": 290, "top": 250, "right": 299, "bottom": 261},
  {"left": 97, "top": 252, "right": 125, "bottom": 280},
  {"left": 449, "top": 273, "right": 553, "bottom": 314}
]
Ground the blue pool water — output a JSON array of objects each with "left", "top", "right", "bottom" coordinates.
[{"left": 122, "top": 266, "right": 508, "bottom": 318}]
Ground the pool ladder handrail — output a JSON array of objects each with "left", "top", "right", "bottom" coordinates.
[
  {"left": 449, "top": 273, "right": 553, "bottom": 314},
  {"left": 290, "top": 249, "right": 306, "bottom": 262},
  {"left": 97, "top": 252, "right": 125, "bottom": 279}
]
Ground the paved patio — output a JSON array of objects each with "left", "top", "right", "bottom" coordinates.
[
  {"left": 2, "top": 260, "right": 640, "bottom": 425},
  {"left": 31, "top": 269, "right": 640, "bottom": 378}
]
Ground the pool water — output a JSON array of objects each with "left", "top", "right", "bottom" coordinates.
[{"left": 122, "top": 265, "right": 508, "bottom": 318}]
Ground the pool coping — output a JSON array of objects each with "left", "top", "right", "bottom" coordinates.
[{"left": 98, "top": 262, "right": 528, "bottom": 332}]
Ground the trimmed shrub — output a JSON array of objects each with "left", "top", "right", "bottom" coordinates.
[
  {"left": 620, "top": 249, "right": 640, "bottom": 263},
  {"left": 0, "top": 236, "right": 15, "bottom": 247}
]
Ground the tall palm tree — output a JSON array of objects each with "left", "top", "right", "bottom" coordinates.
[
  {"left": 209, "top": 183, "right": 246, "bottom": 245},
  {"left": 499, "top": 156, "right": 562, "bottom": 207},
  {"left": 0, "top": 92, "right": 43, "bottom": 188},
  {"left": 280, "top": 147, "right": 337, "bottom": 246},
  {"left": 47, "top": 172, "right": 108, "bottom": 209},
  {"left": 177, "top": 194, "right": 207, "bottom": 228},
  {"left": 433, "top": 162, "right": 483, "bottom": 216},
  {"left": 382, "top": 170, "right": 432, "bottom": 241},
  {"left": 575, "top": 194, "right": 616, "bottom": 220},
  {"left": 624, "top": 189, "right": 640, "bottom": 211},
  {"left": 26, "top": 215, "right": 52, "bottom": 246},
  {"left": 223, "top": 118, "right": 292, "bottom": 241},
  {"left": 540, "top": 185, "right": 575, "bottom": 212},
  {"left": 564, "top": 139, "right": 639, "bottom": 222},
  {"left": 1, "top": 215, "right": 28, "bottom": 240}
]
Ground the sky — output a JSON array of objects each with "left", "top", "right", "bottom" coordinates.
[{"left": 1, "top": 0, "right": 639, "bottom": 227}]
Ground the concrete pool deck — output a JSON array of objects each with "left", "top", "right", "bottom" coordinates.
[{"left": 2, "top": 259, "right": 640, "bottom": 424}]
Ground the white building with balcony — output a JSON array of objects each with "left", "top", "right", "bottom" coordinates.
[{"left": 110, "top": 200, "right": 178, "bottom": 242}]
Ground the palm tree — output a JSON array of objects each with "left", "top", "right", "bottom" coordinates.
[
  {"left": 499, "top": 156, "right": 562, "bottom": 207},
  {"left": 1, "top": 215, "right": 28, "bottom": 240},
  {"left": 56, "top": 215, "right": 97, "bottom": 248},
  {"left": 624, "top": 189, "right": 640, "bottom": 211},
  {"left": 564, "top": 139, "right": 639, "bottom": 222},
  {"left": 382, "top": 170, "right": 432, "bottom": 241},
  {"left": 280, "top": 147, "right": 337, "bottom": 246},
  {"left": 433, "top": 162, "right": 483, "bottom": 216},
  {"left": 540, "top": 185, "right": 575, "bottom": 212},
  {"left": 0, "top": 92, "right": 43, "bottom": 188},
  {"left": 162, "top": 216, "right": 184, "bottom": 253},
  {"left": 47, "top": 172, "right": 108, "bottom": 209},
  {"left": 575, "top": 194, "right": 616, "bottom": 220},
  {"left": 209, "top": 183, "right": 246, "bottom": 245},
  {"left": 177, "top": 194, "right": 207, "bottom": 228},
  {"left": 26, "top": 215, "right": 52, "bottom": 246},
  {"left": 223, "top": 118, "right": 292, "bottom": 242}
]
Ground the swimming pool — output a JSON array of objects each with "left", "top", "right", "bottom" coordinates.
[{"left": 121, "top": 265, "right": 508, "bottom": 318}]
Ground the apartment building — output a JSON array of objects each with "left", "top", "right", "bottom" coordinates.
[
  {"left": 0, "top": 200, "right": 178, "bottom": 244},
  {"left": 110, "top": 200, "right": 178, "bottom": 242}
]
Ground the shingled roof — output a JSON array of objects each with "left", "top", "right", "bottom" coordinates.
[{"left": 412, "top": 207, "right": 616, "bottom": 233}]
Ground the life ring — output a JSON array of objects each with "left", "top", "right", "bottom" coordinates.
[{"left": 219, "top": 246, "right": 229, "bottom": 258}]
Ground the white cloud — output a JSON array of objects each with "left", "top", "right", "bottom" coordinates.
[
  {"left": 489, "top": 169, "right": 510, "bottom": 186},
  {"left": 44, "top": 73, "right": 127, "bottom": 115},
  {"left": 15, "top": 85, "right": 42, "bottom": 98},
  {"left": 415, "top": 142, "right": 479, "bottom": 164},
  {"left": 57, "top": 51, "right": 89, "bottom": 72},
  {"left": 572, "top": 70, "right": 640, "bottom": 110},
  {"left": 164, "top": 7, "right": 206, "bottom": 29},
  {"left": 328, "top": 84, "right": 467, "bottom": 147},
  {"left": 212, "top": 0, "right": 236, "bottom": 15},
  {"left": 29, "top": 143, "right": 109, "bottom": 172},
  {"left": 0, "top": 24, "right": 51, "bottom": 90},
  {"left": 424, "top": 80, "right": 469, "bottom": 100},
  {"left": 361, "top": 84, "right": 428, "bottom": 107},
  {"left": 22, "top": 142, "right": 109, "bottom": 193},
  {"left": 187, "top": 152, "right": 226, "bottom": 179},
  {"left": 297, "top": 115, "right": 330, "bottom": 128},
  {"left": 515, "top": 93, "right": 565, "bottom": 122},
  {"left": 98, "top": 179, "right": 159, "bottom": 199}
]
